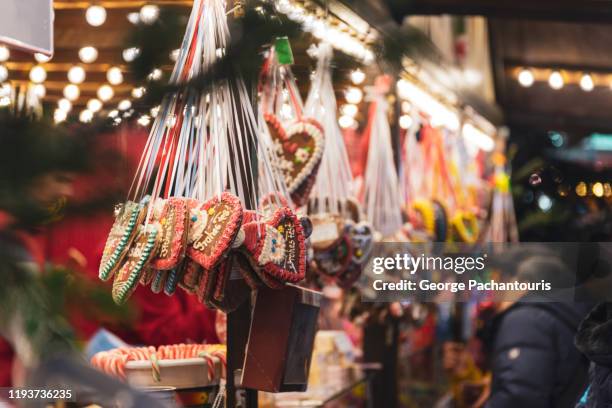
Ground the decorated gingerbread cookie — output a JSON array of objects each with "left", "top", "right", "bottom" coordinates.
[
  {"left": 150, "top": 197, "right": 190, "bottom": 270},
  {"left": 99, "top": 201, "right": 147, "bottom": 281},
  {"left": 187, "top": 192, "right": 243, "bottom": 270},
  {"left": 347, "top": 221, "right": 374, "bottom": 265},
  {"left": 177, "top": 259, "right": 203, "bottom": 294},
  {"left": 265, "top": 114, "right": 324, "bottom": 207},
  {"left": 241, "top": 206, "right": 306, "bottom": 283},
  {"left": 112, "top": 223, "right": 162, "bottom": 304}
]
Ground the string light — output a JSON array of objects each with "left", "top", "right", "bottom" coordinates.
[
  {"left": 106, "top": 67, "right": 123, "bottom": 85},
  {"left": 0, "top": 66, "right": 7, "bottom": 83},
  {"left": 68, "top": 66, "right": 86, "bottom": 84},
  {"left": 518, "top": 68, "right": 534, "bottom": 87},
  {"left": 592, "top": 182, "right": 604, "bottom": 197},
  {"left": 169, "top": 49, "right": 180, "bottom": 62},
  {"left": 350, "top": 69, "right": 366, "bottom": 85},
  {"left": 97, "top": 85, "right": 114, "bottom": 102},
  {"left": 32, "top": 84, "right": 46, "bottom": 98},
  {"left": 63, "top": 84, "right": 80, "bottom": 101},
  {"left": 127, "top": 12, "right": 140, "bottom": 25},
  {"left": 575, "top": 181, "right": 587, "bottom": 197},
  {"left": 580, "top": 73, "right": 594, "bottom": 92},
  {"left": 140, "top": 4, "right": 160, "bottom": 24},
  {"left": 345, "top": 87, "right": 363, "bottom": 104},
  {"left": 137, "top": 115, "right": 151, "bottom": 126},
  {"left": 131, "top": 87, "right": 146, "bottom": 99},
  {"left": 58, "top": 98, "right": 72, "bottom": 112},
  {"left": 87, "top": 99, "right": 103, "bottom": 113},
  {"left": 79, "top": 109, "right": 94, "bottom": 123},
  {"left": 118, "top": 100, "right": 132, "bottom": 110},
  {"left": 148, "top": 68, "right": 162, "bottom": 81},
  {"left": 85, "top": 5, "right": 107, "bottom": 27},
  {"left": 54, "top": 109, "right": 67, "bottom": 124},
  {"left": 548, "top": 71, "right": 564, "bottom": 90},
  {"left": 341, "top": 104, "right": 358, "bottom": 117},
  {"left": 399, "top": 115, "right": 413, "bottom": 130},
  {"left": 29, "top": 66, "right": 47, "bottom": 83},
  {"left": 338, "top": 115, "right": 355, "bottom": 129},
  {"left": 79, "top": 46, "right": 98, "bottom": 63},
  {"left": 108, "top": 109, "right": 119, "bottom": 118},
  {"left": 122, "top": 47, "right": 140, "bottom": 62},
  {"left": 34, "top": 53, "right": 51, "bottom": 63},
  {"left": 0, "top": 46, "right": 9, "bottom": 62}
]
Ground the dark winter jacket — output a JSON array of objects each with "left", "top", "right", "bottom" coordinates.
[
  {"left": 485, "top": 301, "right": 592, "bottom": 408},
  {"left": 575, "top": 303, "right": 612, "bottom": 407}
]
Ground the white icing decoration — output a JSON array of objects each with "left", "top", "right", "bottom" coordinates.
[{"left": 257, "top": 225, "right": 286, "bottom": 265}]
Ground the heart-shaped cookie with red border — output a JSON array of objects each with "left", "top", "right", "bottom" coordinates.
[
  {"left": 112, "top": 223, "right": 161, "bottom": 304},
  {"left": 99, "top": 201, "right": 147, "bottom": 281},
  {"left": 241, "top": 207, "right": 306, "bottom": 283},
  {"left": 265, "top": 113, "right": 324, "bottom": 207},
  {"left": 186, "top": 192, "right": 243, "bottom": 270},
  {"left": 178, "top": 259, "right": 203, "bottom": 294},
  {"left": 150, "top": 198, "right": 189, "bottom": 270},
  {"left": 311, "top": 233, "right": 352, "bottom": 279}
]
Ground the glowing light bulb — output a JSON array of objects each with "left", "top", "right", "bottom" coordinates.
[
  {"left": 118, "top": 100, "right": 131, "bottom": 111},
  {"left": 32, "top": 84, "right": 46, "bottom": 98},
  {"left": 127, "top": 12, "right": 140, "bottom": 25},
  {"left": 86, "top": 5, "right": 106, "bottom": 26},
  {"left": 338, "top": 115, "right": 355, "bottom": 129},
  {"left": 29, "top": 66, "right": 47, "bottom": 83},
  {"left": 122, "top": 47, "right": 140, "bottom": 62},
  {"left": 593, "top": 182, "right": 604, "bottom": 197},
  {"left": 79, "top": 109, "right": 93, "bottom": 123},
  {"left": 79, "top": 46, "right": 98, "bottom": 63},
  {"left": 548, "top": 71, "right": 564, "bottom": 90},
  {"left": 0, "top": 65, "right": 8, "bottom": 82},
  {"left": 169, "top": 49, "right": 180, "bottom": 62},
  {"left": 137, "top": 115, "right": 151, "bottom": 126},
  {"left": 67, "top": 66, "right": 86, "bottom": 84},
  {"left": 131, "top": 87, "right": 146, "bottom": 98},
  {"left": 63, "top": 84, "right": 80, "bottom": 101},
  {"left": 106, "top": 67, "right": 123, "bottom": 85},
  {"left": 518, "top": 68, "right": 534, "bottom": 87},
  {"left": 97, "top": 85, "right": 114, "bottom": 102},
  {"left": 139, "top": 5, "right": 160, "bottom": 24},
  {"left": 341, "top": 104, "right": 358, "bottom": 117},
  {"left": 54, "top": 109, "right": 67, "bottom": 123},
  {"left": 148, "top": 68, "right": 162, "bottom": 81},
  {"left": 87, "top": 98, "right": 102, "bottom": 113},
  {"left": 58, "top": 98, "right": 72, "bottom": 112},
  {"left": 580, "top": 73, "right": 594, "bottom": 92},
  {"left": 345, "top": 87, "right": 363, "bottom": 104},
  {"left": 399, "top": 115, "right": 413, "bottom": 130},
  {"left": 108, "top": 109, "right": 119, "bottom": 118},
  {"left": 34, "top": 53, "right": 51, "bottom": 63},
  {"left": 350, "top": 69, "right": 365, "bottom": 85},
  {"left": 0, "top": 46, "right": 9, "bottom": 62}
]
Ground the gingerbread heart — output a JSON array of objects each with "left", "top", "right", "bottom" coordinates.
[
  {"left": 112, "top": 223, "right": 161, "bottom": 304},
  {"left": 265, "top": 114, "right": 324, "bottom": 207},
  {"left": 309, "top": 214, "right": 345, "bottom": 251},
  {"left": 178, "top": 259, "right": 203, "bottom": 294},
  {"left": 241, "top": 207, "right": 306, "bottom": 283},
  {"left": 99, "top": 201, "right": 146, "bottom": 281},
  {"left": 347, "top": 221, "right": 374, "bottom": 265},
  {"left": 150, "top": 198, "right": 189, "bottom": 270},
  {"left": 312, "top": 234, "right": 352, "bottom": 278},
  {"left": 186, "top": 192, "right": 243, "bottom": 270}
]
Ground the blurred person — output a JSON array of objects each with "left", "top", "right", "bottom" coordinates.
[
  {"left": 483, "top": 255, "right": 592, "bottom": 408},
  {"left": 0, "top": 114, "right": 87, "bottom": 386}
]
